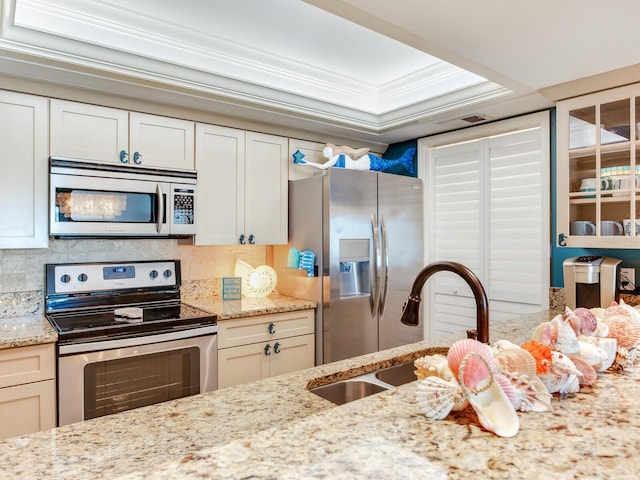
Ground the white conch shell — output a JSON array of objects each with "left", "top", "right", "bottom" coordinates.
[
  {"left": 458, "top": 352, "right": 519, "bottom": 438},
  {"left": 593, "top": 320, "right": 609, "bottom": 338},
  {"left": 590, "top": 307, "right": 606, "bottom": 321},
  {"left": 539, "top": 352, "right": 582, "bottom": 394},
  {"left": 504, "top": 372, "right": 552, "bottom": 412},
  {"left": 574, "top": 340, "right": 609, "bottom": 369},
  {"left": 414, "top": 354, "right": 455, "bottom": 382},
  {"left": 594, "top": 337, "right": 618, "bottom": 371},
  {"left": 492, "top": 339, "right": 521, "bottom": 353},
  {"left": 555, "top": 320, "right": 580, "bottom": 354},
  {"left": 558, "top": 373, "right": 580, "bottom": 395},
  {"left": 415, "top": 376, "right": 466, "bottom": 420}
]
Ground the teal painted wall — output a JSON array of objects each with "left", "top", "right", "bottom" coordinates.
[{"left": 386, "top": 109, "right": 640, "bottom": 291}]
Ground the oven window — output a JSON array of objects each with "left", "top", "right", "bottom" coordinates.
[
  {"left": 54, "top": 188, "right": 164, "bottom": 223},
  {"left": 83, "top": 347, "right": 199, "bottom": 420}
]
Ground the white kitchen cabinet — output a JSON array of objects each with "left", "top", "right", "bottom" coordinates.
[
  {"left": 556, "top": 83, "right": 640, "bottom": 248},
  {"left": 217, "top": 310, "right": 315, "bottom": 388},
  {"left": 50, "top": 99, "right": 194, "bottom": 169},
  {"left": 195, "top": 124, "right": 288, "bottom": 245},
  {"left": 0, "top": 343, "right": 56, "bottom": 440},
  {"left": 0, "top": 91, "right": 48, "bottom": 248}
]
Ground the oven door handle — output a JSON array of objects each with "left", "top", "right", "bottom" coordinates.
[
  {"left": 58, "top": 324, "right": 218, "bottom": 355},
  {"left": 156, "top": 182, "right": 165, "bottom": 233}
]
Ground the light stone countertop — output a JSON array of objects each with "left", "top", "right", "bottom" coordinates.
[
  {"left": 1, "top": 310, "right": 639, "bottom": 479},
  {"left": 182, "top": 293, "right": 317, "bottom": 319},
  {"left": 0, "top": 315, "right": 57, "bottom": 350}
]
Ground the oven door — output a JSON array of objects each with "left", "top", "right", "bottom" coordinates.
[{"left": 57, "top": 327, "right": 217, "bottom": 426}]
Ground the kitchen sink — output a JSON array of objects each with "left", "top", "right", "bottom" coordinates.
[
  {"left": 309, "top": 361, "right": 418, "bottom": 405},
  {"left": 374, "top": 362, "right": 416, "bottom": 387},
  {"left": 309, "top": 379, "right": 389, "bottom": 405}
]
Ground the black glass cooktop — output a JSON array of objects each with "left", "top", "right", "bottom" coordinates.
[{"left": 47, "top": 301, "right": 217, "bottom": 343}]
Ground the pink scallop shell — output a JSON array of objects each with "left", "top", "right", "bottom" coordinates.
[
  {"left": 574, "top": 307, "right": 598, "bottom": 335},
  {"left": 447, "top": 339, "right": 496, "bottom": 391},
  {"left": 569, "top": 355, "right": 597, "bottom": 385},
  {"left": 605, "top": 315, "right": 640, "bottom": 348}
]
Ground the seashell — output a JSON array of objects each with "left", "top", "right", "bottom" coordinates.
[
  {"left": 558, "top": 373, "right": 580, "bottom": 395},
  {"left": 604, "top": 315, "right": 640, "bottom": 348},
  {"left": 568, "top": 356, "right": 597, "bottom": 385},
  {"left": 549, "top": 351, "right": 582, "bottom": 377},
  {"left": 555, "top": 320, "right": 580, "bottom": 355},
  {"left": 594, "top": 337, "right": 618, "bottom": 371},
  {"left": 574, "top": 340, "right": 608, "bottom": 369},
  {"left": 573, "top": 307, "right": 598, "bottom": 335},
  {"left": 414, "top": 354, "right": 455, "bottom": 382},
  {"left": 495, "top": 348, "right": 537, "bottom": 378},
  {"left": 593, "top": 320, "right": 609, "bottom": 338},
  {"left": 614, "top": 345, "right": 638, "bottom": 369},
  {"left": 447, "top": 339, "right": 496, "bottom": 391},
  {"left": 492, "top": 339, "right": 521, "bottom": 353},
  {"left": 495, "top": 372, "right": 517, "bottom": 407},
  {"left": 604, "top": 303, "right": 633, "bottom": 322},
  {"left": 538, "top": 372, "right": 563, "bottom": 393},
  {"left": 590, "top": 307, "right": 605, "bottom": 321},
  {"left": 531, "top": 321, "right": 558, "bottom": 346},
  {"left": 562, "top": 306, "right": 580, "bottom": 336},
  {"left": 415, "top": 376, "right": 466, "bottom": 420},
  {"left": 618, "top": 299, "right": 640, "bottom": 328},
  {"left": 520, "top": 340, "right": 552, "bottom": 374},
  {"left": 505, "top": 372, "right": 552, "bottom": 412},
  {"left": 458, "top": 352, "right": 519, "bottom": 437}
]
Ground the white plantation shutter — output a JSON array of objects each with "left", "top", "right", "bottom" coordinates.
[{"left": 420, "top": 112, "right": 550, "bottom": 340}]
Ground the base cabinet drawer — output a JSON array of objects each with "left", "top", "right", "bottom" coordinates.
[
  {"left": 0, "top": 343, "right": 56, "bottom": 388},
  {"left": 217, "top": 310, "right": 314, "bottom": 349},
  {"left": 217, "top": 309, "right": 315, "bottom": 389},
  {"left": 0, "top": 379, "right": 56, "bottom": 440}
]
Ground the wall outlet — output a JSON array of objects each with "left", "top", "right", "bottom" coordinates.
[{"left": 620, "top": 267, "right": 636, "bottom": 292}]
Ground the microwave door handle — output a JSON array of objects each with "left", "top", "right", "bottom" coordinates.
[{"left": 155, "top": 183, "right": 164, "bottom": 233}]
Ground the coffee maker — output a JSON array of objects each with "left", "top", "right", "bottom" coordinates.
[{"left": 563, "top": 256, "right": 621, "bottom": 309}]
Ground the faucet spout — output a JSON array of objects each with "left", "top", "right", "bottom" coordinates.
[{"left": 400, "top": 261, "right": 489, "bottom": 344}]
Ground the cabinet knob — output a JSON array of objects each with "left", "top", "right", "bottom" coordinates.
[
  {"left": 133, "top": 151, "right": 142, "bottom": 164},
  {"left": 268, "top": 322, "right": 276, "bottom": 334},
  {"left": 273, "top": 342, "right": 281, "bottom": 354},
  {"left": 239, "top": 234, "right": 246, "bottom": 245},
  {"left": 264, "top": 344, "right": 271, "bottom": 356},
  {"left": 119, "top": 150, "right": 129, "bottom": 163},
  {"left": 248, "top": 234, "right": 255, "bottom": 245}
]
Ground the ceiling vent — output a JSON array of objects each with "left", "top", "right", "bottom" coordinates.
[{"left": 460, "top": 114, "right": 489, "bottom": 123}]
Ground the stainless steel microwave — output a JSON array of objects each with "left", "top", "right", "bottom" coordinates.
[{"left": 49, "top": 158, "right": 197, "bottom": 238}]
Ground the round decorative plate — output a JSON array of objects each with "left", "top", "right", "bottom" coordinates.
[{"left": 244, "top": 265, "right": 277, "bottom": 297}]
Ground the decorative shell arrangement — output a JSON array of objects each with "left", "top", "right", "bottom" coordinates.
[{"left": 413, "top": 299, "right": 640, "bottom": 437}]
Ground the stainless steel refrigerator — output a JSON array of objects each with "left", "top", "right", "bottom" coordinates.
[{"left": 275, "top": 168, "right": 424, "bottom": 365}]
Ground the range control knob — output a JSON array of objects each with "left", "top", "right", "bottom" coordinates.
[
  {"left": 149, "top": 270, "right": 159, "bottom": 279},
  {"left": 60, "top": 274, "right": 71, "bottom": 284},
  {"left": 77, "top": 273, "right": 88, "bottom": 283},
  {"left": 163, "top": 269, "right": 173, "bottom": 279}
]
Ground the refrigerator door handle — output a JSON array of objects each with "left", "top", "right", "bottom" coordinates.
[
  {"left": 378, "top": 214, "right": 389, "bottom": 316},
  {"left": 371, "top": 213, "right": 382, "bottom": 317}
]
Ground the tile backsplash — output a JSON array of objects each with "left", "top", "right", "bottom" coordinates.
[{"left": 0, "top": 239, "right": 268, "bottom": 315}]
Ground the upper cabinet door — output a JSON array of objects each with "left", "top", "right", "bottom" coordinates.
[
  {"left": 194, "top": 124, "right": 246, "bottom": 245},
  {"left": 556, "top": 83, "right": 640, "bottom": 248},
  {"left": 129, "top": 112, "right": 194, "bottom": 170},
  {"left": 50, "top": 99, "right": 128, "bottom": 164},
  {"left": 244, "top": 132, "right": 288, "bottom": 245},
  {"left": 0, "top": 92, "right": 48, "bottom": 248},
  {"left": 50, "top": 100, "right": 195, "bottom": 169}
]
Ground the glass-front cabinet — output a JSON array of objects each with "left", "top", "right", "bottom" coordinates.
[{"left": 557, "top": 83, "right": 640, "bottom": 248}]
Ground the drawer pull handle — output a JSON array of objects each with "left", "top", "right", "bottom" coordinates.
[
  {"left": 264, "top": 344, "right": 271, "bottom": 356},
  {"left": 273, "top": 342, "right": 281, "bottom": 354},
  {"left": 268, "top": 322, "right": 276, "bottom": 334}
]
